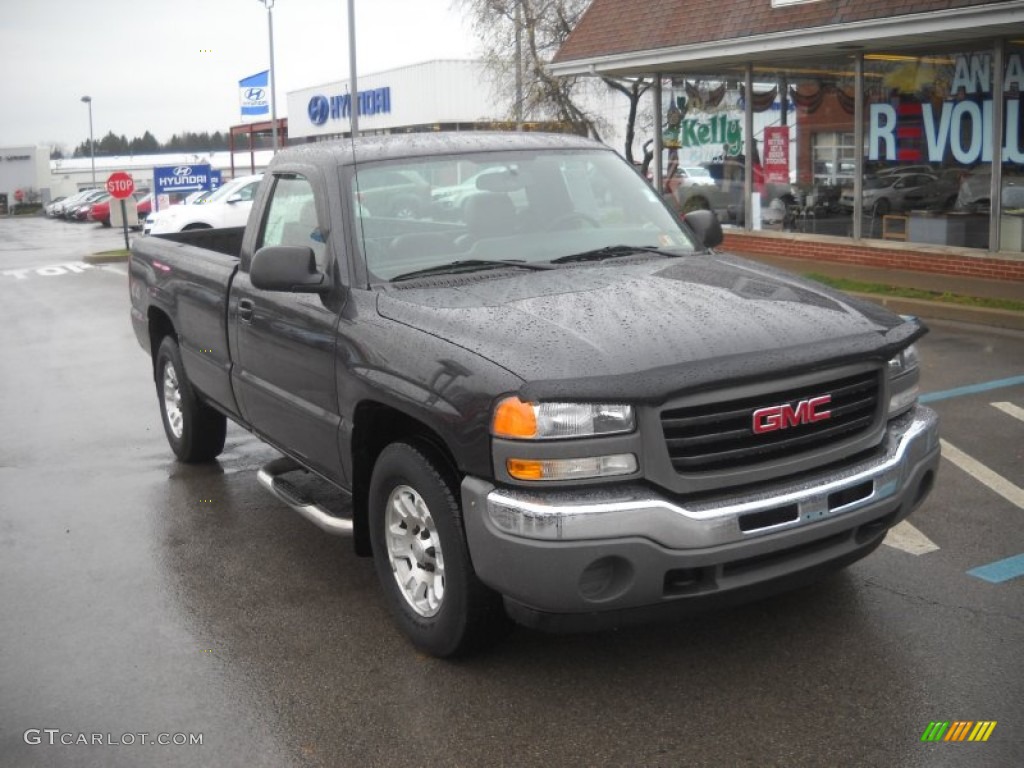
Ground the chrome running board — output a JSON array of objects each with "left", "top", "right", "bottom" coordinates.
[{"left": 256, "top": 457, "right": 353, "bottom": 536}]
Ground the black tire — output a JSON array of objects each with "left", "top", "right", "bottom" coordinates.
[
  {"left": 182, "top": 223, "right": 212, "bottom": 231},
  {"left": 155, "top": 336, "right": 226, "bottom": 462},
  {"left": 368, "top": 442, "right": 510, "bottom": 657},
  {"left": 873, "top": 198, "right": 891, "bottom": 216}
]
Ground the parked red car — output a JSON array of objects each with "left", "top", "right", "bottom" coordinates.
[{"left": 89, "top": 192, "right": 152, "bottom": 227}]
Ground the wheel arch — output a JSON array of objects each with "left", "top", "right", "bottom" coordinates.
[
  {"left": 147, "top": 306, "right": 177, "bottom": 376},
  {"left": 350, "top": 401, "right": 461, "bottom": 557}
]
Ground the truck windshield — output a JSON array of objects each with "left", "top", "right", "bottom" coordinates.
[{"left": 349, "top": 149, "right": 698, "bottom": 283}]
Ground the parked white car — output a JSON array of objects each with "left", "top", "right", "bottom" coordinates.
[{"left": 143, "top": 174, "right": 263, "bottom": 235}]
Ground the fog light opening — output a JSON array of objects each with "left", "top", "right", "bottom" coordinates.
[{"left": 578, "top": 556, "right": 634, "bottom": 603}]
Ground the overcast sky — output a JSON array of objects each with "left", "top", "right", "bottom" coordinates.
[{"left": 0, "top": 0, "right": 480, "bottom": 151}]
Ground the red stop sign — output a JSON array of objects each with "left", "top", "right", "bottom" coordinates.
[
  {"left": 106, "top": 171, "right": 135, "bottom": 200},
  {"left": 13, "top": 189, "right": 24, "bottom": 202}
]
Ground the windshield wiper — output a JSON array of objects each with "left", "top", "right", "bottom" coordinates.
[
  {"left": 550, "top": 245, "right": 684, "bottom": 264},
  {"left": 390, "top": 259, "right": 553, "bottom": 282}
]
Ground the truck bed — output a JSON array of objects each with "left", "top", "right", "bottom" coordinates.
[{"left": 130, "top": 228, "right": 244, "bottom": 420}]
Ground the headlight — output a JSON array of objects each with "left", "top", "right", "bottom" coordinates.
[
  {"left": 888, "top": 344, "right": 919, "bottom": 377},
  {"left": 887, "top": 344, "right": 920, "bottom": 416},
  {"left": 491, "top": 397, "right": 634, "bottom": 440}
]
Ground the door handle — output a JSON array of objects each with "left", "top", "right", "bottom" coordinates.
[{"left": 238, "top": 298, "right": 255, "bottom": 322}]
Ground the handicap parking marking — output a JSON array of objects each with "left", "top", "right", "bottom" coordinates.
[
  {"left": 992, "top": 401, "right": 1024, "bottom": 423},
  {"left": 967, "top": 553, "right": 1024, "bottom": 584},
  {"left": 940, "top": 439, "right": 1024, "bottom": 510},
  {"left": 920, "top": 375, "right": 1024, "bottom": 404},
  {"left": 883, "top": 520, "right": 940, "bottom": 555}
]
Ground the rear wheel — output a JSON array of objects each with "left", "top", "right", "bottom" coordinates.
[
  {"left": 155, "top": 337, "right": 226, "bottom": 462},
  {"left": 368, "top": 442, "right": 509, "bottom": 657}
]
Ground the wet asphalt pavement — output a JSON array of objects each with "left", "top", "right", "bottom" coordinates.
[{"left": 1, "top": 216, "right": 1022, "bottom": 767}]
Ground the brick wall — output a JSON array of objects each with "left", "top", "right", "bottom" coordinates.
[{"left": 721, "top": 231, "right": 1024, "bottom": 282}]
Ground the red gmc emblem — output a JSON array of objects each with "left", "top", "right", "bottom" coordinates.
[{"left": 752, "top": 395, "right": 832, "bottom": 434}]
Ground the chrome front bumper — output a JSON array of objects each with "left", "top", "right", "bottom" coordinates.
[
  {"left": 461, "top": 406, "right": 940, "bottom": 624},
  {"left": 470, "top": 407, "right": 938, "bottom": 549}
]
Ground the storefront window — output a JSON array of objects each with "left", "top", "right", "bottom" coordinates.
[
  {"left": 655, "top": 42, "right": 1019, "bottom": 251},
  {"left": 861, "top": 47, "right": 1009, "bottom": 249}
]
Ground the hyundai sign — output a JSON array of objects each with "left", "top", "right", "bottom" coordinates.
[
  {"left": 154, "top": 164, "right": 214, "bottom": 194},
  {"left": 307, "top": 87, "right": 391, "bottom": 126},
  {"left": 239, "top": 70, "right": 270, "bottom": 118}
]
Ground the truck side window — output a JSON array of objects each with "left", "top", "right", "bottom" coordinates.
[{"left": 259, "top": 175, "right": 327, "bottom": 271}]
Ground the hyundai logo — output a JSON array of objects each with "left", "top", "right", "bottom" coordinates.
[
  {"left": 244, "top": 87, "right": 265, "bottom": 101},
  {"left": 308, "top": 95, "right": 330, "bottom": 126},
  {"left": 173, "top": 166, "right": 193, "bottom": 177}
]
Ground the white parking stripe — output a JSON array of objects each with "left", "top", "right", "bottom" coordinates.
[
  {"left": 940, "top": 439, "right": 1024, "bottom": 510},
  {"left": 992, "top": 401, "right": 1024, "bottom": 423},
  {"left": 884, "top": 520, "right": 940, "bottom": 555},
  {"left": 99, "top": 265, "right": 128, "bottom": 277}
]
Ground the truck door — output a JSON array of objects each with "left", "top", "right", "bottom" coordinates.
[{"left": 230, "top": 172, "right": 344, "bottom": 483}]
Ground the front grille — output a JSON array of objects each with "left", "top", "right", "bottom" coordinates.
[{"left": 660, "top": 370, "right": 880, "bottom": 473}]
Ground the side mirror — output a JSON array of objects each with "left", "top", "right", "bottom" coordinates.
[
  {"left": 683, "top": 208, "right": 723, "bottom": 249},
  {"left": 250, "top": 245, "right": 326, "bottom": 292},
  {"left": 226, "top": 194, "right": 243, "bottom": 204}
]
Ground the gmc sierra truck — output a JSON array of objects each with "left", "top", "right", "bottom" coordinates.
[{"left": 130, "top": 133, "right": 940, "bottom": 657}]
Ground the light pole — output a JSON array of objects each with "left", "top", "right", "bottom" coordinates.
[
  {"left": 348, "top": 0, "right": 359, "bottom": 136},
  {"left": 80, "top": 96, "right": 96, "bottom": 187},
  {"left": 514, "top": 1, "right": 523, "bottom": 131},
  {"left": 256, "top": 0, "right": 279, "bottom": 152}
]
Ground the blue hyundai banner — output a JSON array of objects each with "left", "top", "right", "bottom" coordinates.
[
  {"left": 240, "top": 70, "right": 270, "bottom": 118},
  {"left": 154, "top": 164, "right": 214, "bottom": 195}
]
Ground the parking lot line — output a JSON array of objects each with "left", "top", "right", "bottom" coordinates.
[
  {"left": 992, "top": 401, "right": 1024, "bottom": 423},
  {"left": 940, "top": 439, "right": 1024, "bottom": 510},
  {"left": 967, "top": 553, "right": 1024, "bottom": 584},
  {"left": 884, "top": 520, "right": 939, "bottom": 555},
  {"left": 920, "top": 375, "right": 1024, "bottom": 404}
]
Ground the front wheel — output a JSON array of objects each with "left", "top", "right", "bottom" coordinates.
[
  {"left": 368, "top": 442, "right": 509, "bottom": 657},
  {"left": 155, "top": 337, "right": 226, "bottom": 462}
]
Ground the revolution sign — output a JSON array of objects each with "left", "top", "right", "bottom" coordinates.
[
  {"left": 154, "top": 164, "right": 214, "bottom": 195},
  {"left": 868, "top": 52, "right": 1024, "bottom": 164}
]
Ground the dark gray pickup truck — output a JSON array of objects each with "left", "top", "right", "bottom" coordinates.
[{"left": 130, "top": 132, "right": 939, "bottom": 656}]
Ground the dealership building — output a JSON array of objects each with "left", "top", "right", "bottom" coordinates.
[
  {"left": 552, "top": 0, "right": 1024, "bottom": 281},
  {"left": 285, "top": 59, "right": 634, "bottom": 148},
  {"left": 0, "top": 146, "right": 55, "bottom": 212}
]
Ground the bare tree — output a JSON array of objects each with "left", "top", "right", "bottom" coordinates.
[
  {"left": 456, "top": 0, "right": 602, "bottom": 138},
  {"left": 601, "top": 76, "right": 653, "bottom": 163}
]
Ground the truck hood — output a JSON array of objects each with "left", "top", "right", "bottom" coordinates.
[{"left": 376, "top": 254, "right": 918, "bottom": 401}]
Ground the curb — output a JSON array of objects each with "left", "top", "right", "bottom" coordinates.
[
  {"left": 83, "top": 252, "right": 130, "bottom": 265},
  {"left": 848, "top": 292, "right": 1024, "bottom": 332}
]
